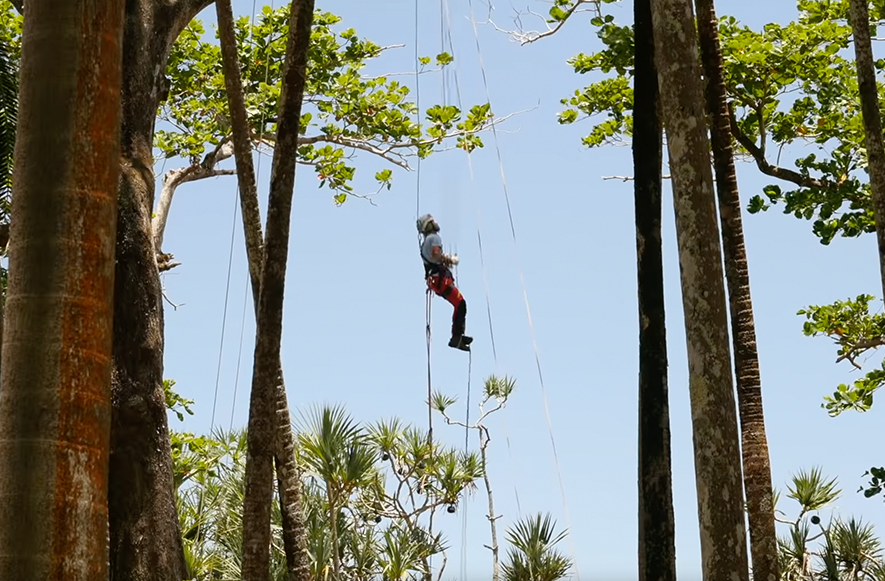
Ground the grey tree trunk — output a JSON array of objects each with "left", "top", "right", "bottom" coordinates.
[
  {"left": 848, "top": 0, "right": 885, "bottom": 299},
  {"left": 0, "top": 1, "right": 124, "bottom": 579},
  {"left": 694, "top": 1, "right": 778, "bottom": 580},
  {"left": 649, "top": 0, "right": 750, "bottom": 579},
  {"left": 632, "top": 0, "right": 677, "bottom": 579},
  {"left": 215, "top": 2, "right": 311, "bottom": 580},
  {"left": 108, "top": 1, "right": 213, "bottom": 580},
  {"left": 240, "top": 1, "right": 315, "bottom": 579}
]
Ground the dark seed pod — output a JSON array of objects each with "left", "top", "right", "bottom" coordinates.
[
  {"left": 811, "top": 515, "right": 821, "bottom": 525},
  {"left": 374, "top": 515, "right": 382, "bottom": 523},
  {"left": 447, "top": 504, "right": 456, "bottom": 514},
  {"left": 381, "top": 453, "right": 390, "bottom": 461}
]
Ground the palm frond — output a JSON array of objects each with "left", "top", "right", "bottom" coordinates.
[{"left": 786, "top": 467, "right": 841, "bottom": 512}]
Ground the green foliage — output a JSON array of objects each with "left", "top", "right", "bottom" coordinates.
[
  {"left": 560, "top": 0, "right": 885, "bottom": 244},
  {"left": 163, "top": 379, "right": 195, "bottom": 422},
  {"left": 0, "top": 36, "right": 16, "bottom": 218},
  {"left": 776, "top": 468, "right": 885, "bottom": 580},
  {"left": 0, "top": 3, "right": 20, "bottom": 233},
  {"left": 158, "top": 6, "right": 492, "bottom": 205},
  {"left": 173, "top": 405, "right": 483, "bottom": 581},
  {"left": 861, "top": 466, "right": 885, "bottom": 500},
  {"left": 786, "top": 467, "right": 841, "bottom": 516},
  {"left": 798, "top": 295, "right": 885, "bottom": 415},
  {"left": 501, "top": 513, "right": 572, "bottom": 581}
]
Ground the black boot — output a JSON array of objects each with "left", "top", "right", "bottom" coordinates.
[{"left": 449, "top": 333, "right": 473, "bottom": 351}]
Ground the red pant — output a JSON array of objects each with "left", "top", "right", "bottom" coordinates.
[{"left": 426, "top": 269, "right": 467, "bottom": 337}]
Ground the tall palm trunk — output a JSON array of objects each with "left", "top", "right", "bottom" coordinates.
[
  {"left": 649, "top": 0, "right": 750, "bottom": 579},
  {"left": 694, "top": 1, "right": 778, "bottom": 580},
  {"left": 215, "top": 2, "right": 310, "bottom": 580},
  {"left": 633, "top": 0, "right": 677, "bottom": 579},
  {"left": 0, "top": 1, "right": 124, "bottom": 579},
  {"left": 108, "top": 1, "right": 214, "bottom": 579},
  {"left": 240, "top": 1, "right": 315, "bottom": 579},
  {"left": 848, "top": 0, "right": 885, "bottom": 299}
]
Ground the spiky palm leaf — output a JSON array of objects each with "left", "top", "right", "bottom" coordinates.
[
  {"left": 830, "top": 517, "right": 881, "bottom": 578},
  {"left": 501, "top": 512, "right": 572, "bottom": 581},
  {"left": 787, "top": 467, "right": 841, "bottom": 514}
]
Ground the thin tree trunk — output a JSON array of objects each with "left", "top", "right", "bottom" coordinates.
[
  {"left": 849, "top": 0, "right": 885, "bottom": 299},
  {"left": 649, "top": 0, "right": 750, "bottom": 580},
  {"left": 479, "top": 426, "right": 500, "bottom": 581},
  {"left": 240, "top": 1, "right": 315, "bottom": 579},
  {"left": 328, "top": 491, "right": 341, "bottom": 578},
  {"left": 633, "top": 0, "right": 677, "bottom": 579},
  {"left": 215, "top": 2, "right": 311, "bottom": 580},
  {"left": 694, "top": 1, "right": 778, "bottom": 580},
  {"left": 108, "top": 1, "right": 213, "bottom": 580},
  {"left": 0, "top": 1, "right": 124, "bottom": 579}
]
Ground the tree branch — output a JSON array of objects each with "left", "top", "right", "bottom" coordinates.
[
  {"left": 489, "top": 1, "right": 600, "bottom": 45},
  {"left": 728, "top": 103, "right": 835, "bottom": 190},
  {"left": 8, "top": 0, "right": 22, "bottom": 15},
  {"left": 151, "top": 164, "right": 236, "bottom": 255}
]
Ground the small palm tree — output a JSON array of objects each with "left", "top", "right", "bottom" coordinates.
[
  {"left": 298, "top": 404, "right": 380, "bottom": 579},
  {"left": 776, "top": 468, "right": 885, "bottom": 581},
  {"left": 501, "top": 513, "right": 572, "bottom": 581}
]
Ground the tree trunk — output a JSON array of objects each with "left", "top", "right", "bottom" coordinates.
[
  {"left": 632, "top": 0, "right": 678, "bottom": 580},
  {"left": 0, "top": 1, "right": 124, "bottom": 579},
  {"left": 108, "top": 1, "right": 213, "bottom": 580},
  {"left": 479, "top": 426, "right": 500, "bottom": 581},
  {"left": 849, "top": 0, "right": 885, "bottom": 299},
  {"left": 649, "top": 1, "right": 750, "bottom": 580},
  {"left": 240, "top": 1, "right": 314, "bottom": 579},
  {"left": 215, "top": 2, "right": 311, "bottom": 580},
  {"left": 694, "top": 1, "right": 778, "bottom": 580}
]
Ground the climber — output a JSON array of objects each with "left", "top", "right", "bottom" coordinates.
[{"left": 417, "top": 214, "right": 473, "bottom": 352}]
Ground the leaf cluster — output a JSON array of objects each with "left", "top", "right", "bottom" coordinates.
[
  {"left": 798, "top": 295, "right": 885, "bottom": 415},
  {"left": 157, "top": 6, "right": 493, "bottom": 205},
  {"left": 559, "top": 0, "right": 885, "bottom": 243}
]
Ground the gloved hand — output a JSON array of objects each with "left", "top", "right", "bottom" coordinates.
[{"left": 445, "top": 253, "right": 459, "bottom": 266}]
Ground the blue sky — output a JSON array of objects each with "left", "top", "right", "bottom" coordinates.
[{"left": 159, "top": 0, "right": 884, "bottom": 579}]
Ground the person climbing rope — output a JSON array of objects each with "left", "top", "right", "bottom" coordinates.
[{"left": 417, "top": 213, "right": 473, "bottom": 352}]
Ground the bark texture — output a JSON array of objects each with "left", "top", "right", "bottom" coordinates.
[
  {"left": 0, "top": 0, "right": 124, "bottom": 578},
  {"left": 240, "top": 1, "right": 315, "bottom": 579},
  {"left": 849, "top": 0, "right": 885, "bottom": 298},
  {"left": 215, "top": 1, "right": 310, "bottom": 579},
  {"left": 694, "top": 1, "right": 778, "bottom": 580},
  {"left": 649, "top": 0, "right": 750, "bottom": 579},
  {"left": 108, "top": 1, "right": 213, "bottom": 580},
  {"left": 633, "top": 0, "right": 677, "bottom": 579}
]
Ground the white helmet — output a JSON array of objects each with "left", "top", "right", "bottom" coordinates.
[{"left": 416, "top": 213, "right": 439, "bottom": 234}]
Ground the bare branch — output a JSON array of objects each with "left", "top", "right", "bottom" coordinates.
[
  {"left": 602, "top": 174, "right": 672, "bottom": 181},
  {"left": 488, "top": 1, "right": 600, "bottom": 45},
  {"left": 835, "top": 335, "right": 885, "bottom": 369},
  {"left": 728, "top": 103, "right": 836, "bottom": 191},
  {"left": 161, "top": 287, "right": 183, "bottom": 310},
  {"left": 152, "top": 164, "right": 237, "bottom": 256}
]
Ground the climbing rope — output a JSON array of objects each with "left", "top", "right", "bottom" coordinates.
[
  {"left": 463, "top": 2, "right": 580, "bottom": 577},
  {"left": 226, "top": 0, "right": 277, "bottom": 429},
  {"left": 229, "top": 270, "right": 250, "bottom": 432},
  {"left": 209, "top": 187, "right": 240, "bottom": 431},
  {"left": 425, "top": 289, "right": 434, "bottom": 450}
]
